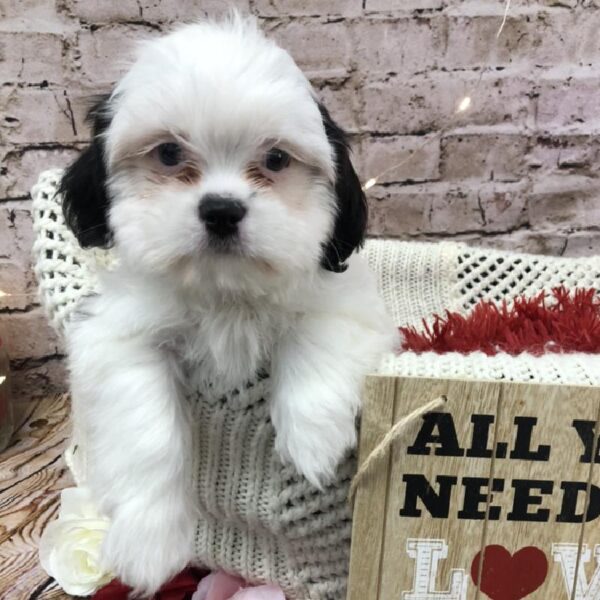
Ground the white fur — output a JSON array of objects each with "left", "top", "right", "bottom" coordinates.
[{"left": 66, "top": 16, "right": 397, "bottom": 594}]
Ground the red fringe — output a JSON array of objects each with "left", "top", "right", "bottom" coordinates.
[{"left": 400, "top": 287, "right": 600, "bottom": 356}]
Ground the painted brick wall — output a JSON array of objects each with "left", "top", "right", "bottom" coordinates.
[{"left": 2, "top": 0, "right": 600, "bottom": 399}]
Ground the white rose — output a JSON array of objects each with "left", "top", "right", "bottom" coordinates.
[{"left": 39, "top": 486, "right": 113, "bottom": 596}]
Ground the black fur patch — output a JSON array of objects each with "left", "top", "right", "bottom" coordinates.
[
  {"left": 318, "top": 103, "right": 368, "bottom": 273},
  {"left": 59, "top": 95, "right": 113, "bottom": 248}
]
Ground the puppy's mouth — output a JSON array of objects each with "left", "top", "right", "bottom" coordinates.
[
  {"left": 205, "top": 232, "right": 244, "bottom": 254},
  {"left": 194, "top": 233, "right": 277, "bottom": 277}
]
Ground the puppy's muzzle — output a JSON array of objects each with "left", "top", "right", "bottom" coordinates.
[{"left": 199, "top": 194, "right": 247, "bottom": 238}]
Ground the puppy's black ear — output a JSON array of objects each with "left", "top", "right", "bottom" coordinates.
[
  {"left": 318, "top": 103, "right": 368, "bottom": 273},
  {"left": 59, "top": 95, "right": 113, "bottom": 248}
]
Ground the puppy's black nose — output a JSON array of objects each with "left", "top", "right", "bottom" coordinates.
[{"left": 198, "top": 195, "right": 247, "bottom": 237}]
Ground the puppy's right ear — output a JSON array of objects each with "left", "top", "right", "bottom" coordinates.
[{"left": 59, "top": 94, "right": 113, "bottom": 248}]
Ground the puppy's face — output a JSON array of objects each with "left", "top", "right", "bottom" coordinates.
[
  {"left": 111, "top": 138, "right": 329, "bottom": 277},
  {"left": 61, "top": 19, "right": 367, "bottom": 287}
]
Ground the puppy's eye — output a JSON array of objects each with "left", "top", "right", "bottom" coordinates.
[
  {"left": 157, "top": 142, "right": 183, "bottom": 167},
  {"left": 264, "top": 148, "right": 291, "bottom": 172}
]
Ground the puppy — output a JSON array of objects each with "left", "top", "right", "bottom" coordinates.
[{"left": 60, "top": 16, "right": 396, "bottom": 594}]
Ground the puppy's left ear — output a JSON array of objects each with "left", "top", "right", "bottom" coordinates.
[
  {"left": 318, "top": 103, "right": 368, "bottom": 273},
  {"left": 59, "top": 94, "right": 113, "bottom": 249}
]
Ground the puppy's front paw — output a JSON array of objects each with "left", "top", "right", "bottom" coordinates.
[
  {"left": 274, "top": 408, "right": 356, "bottom": 488},
  {"left": 102, "top": 501, "right": 195, "bottom": 596}
]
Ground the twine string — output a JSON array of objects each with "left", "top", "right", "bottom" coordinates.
[
  {"left": 349, "top": 394, "right": 448, "bottom": 507},
  {"left": 362, "top": 0, "right": 512, "bottom": 191},
  {"left": 497, "top": 0, "right": 512, "bottom": 38}
]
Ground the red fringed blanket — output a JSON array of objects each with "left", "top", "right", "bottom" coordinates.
[{"left": 400, "top": 287, "right": 600, "bottom": 356}]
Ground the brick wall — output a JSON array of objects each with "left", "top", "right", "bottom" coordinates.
[{"left": 2, "top": 0, "right": 600, "bottom": 399}]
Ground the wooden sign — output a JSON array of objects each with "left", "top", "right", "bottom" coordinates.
[{"left": 348, "top": 376, "right": 600, "bottom": 600}]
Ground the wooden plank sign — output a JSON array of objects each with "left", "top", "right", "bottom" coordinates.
[{"left": 348, "top": 376, "right": 600, "bottom": 600}]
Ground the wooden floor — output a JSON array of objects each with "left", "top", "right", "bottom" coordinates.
[{"left": 0, "top": 394, "right": 72, "bottom": 599}]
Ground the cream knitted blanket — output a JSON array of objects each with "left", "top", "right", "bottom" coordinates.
[{"left": 32, "top": 169, "right": 600, "bottom": 599}]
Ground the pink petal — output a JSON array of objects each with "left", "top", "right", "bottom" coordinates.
[
  {"left": 192, "top": 571, "right": 246, "bottom": 600},
  {"left": 231, "top": 585, "right": 286, "bottom": 600}
]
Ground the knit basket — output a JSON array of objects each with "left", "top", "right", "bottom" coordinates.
[{"left": 32, "top": 169, "right": 600, "bottom": 599}]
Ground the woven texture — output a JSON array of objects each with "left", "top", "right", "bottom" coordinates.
[
  {"left": 32, "top": 169, "right": 115, "bottom": 333},
  {"left": 32, "top": 170, "right": 600, "bottom": 599}
]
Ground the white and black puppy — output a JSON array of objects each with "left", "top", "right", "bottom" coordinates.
[{"left": 60, "top": 16, "right": 396, "bottom": 594}]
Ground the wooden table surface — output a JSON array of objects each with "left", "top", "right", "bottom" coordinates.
[{"left": 0, "top": 394, "right": 72, "bottom": 599}]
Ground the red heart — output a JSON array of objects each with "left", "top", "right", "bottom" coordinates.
[{"left": 471, "top": 545, "right": 548, "bottom": 600}]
